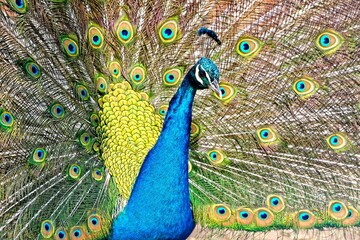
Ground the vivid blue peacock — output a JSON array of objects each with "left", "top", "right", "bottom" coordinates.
[{"left": 0, "top": 0, "right": 359, "bottom": 239}]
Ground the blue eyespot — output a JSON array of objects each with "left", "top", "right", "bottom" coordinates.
[
  {"left": 96, "top": 170, "right": 101, "bottom": 176},
  {"left": 81, "top": 89, "right": 87, "bottom": 97},
  {"left": 217, "top": 207, "right": 226, "bottom": 215},
  {"left": 91, "top": 217, "right": 98, "bottom": 225},
  {"left": 240, "top": 211, "right": 249, "bottom": 219},
  {"left": 15, "top": 0, "right": 24, "bottom": 8},
  {"left": 320, "top": 34, "right": 330, "bottom": 47},
  {"left": 4, "top": 113, "right": 12, "bottom": 124},
  {"left": 220, "top": 87, "right": 226, "bottom": 97},
  {"left": 74, "top": 229, "right": 81, "bottom": 237},
  {"left": 210, "top": 152, "right": 217, "bottom": 160},
  {"left": 299, "top": 212, "right": 310, "bottom": 221},
  {"left": 271, "top": 197, "right": 279, "bottom": 206},
  {"left": 162, "top": 28, "right": 174, "bottom": 39},
  {"left": 260, "top": 129, "right": 269, "bottom": 139},
  {"left": 347, "top": 210, "right": 353, "bottom": 218},
  {"left": 68, "top": 43, "right": 76, "bottom": 54},
  {"left": 258, "top": 211, "right": 268, "bottom": 220},
  {"left": 120, "top": 29, "right": 130, "bottom": 40},
  {"left": 159, "top": 110, "right": 166, "bottom": 115},
  {"left": 330, "top": 136, "right": 339, "bottom": 146},
  {"left": 113, "top": 68, "right": 118, "bottom": 74},
  {"left": 56, "top": 106, "right": 63, "bottom": 115},
  {"left": 240, "top": 41, "right": 250, "bottom": 53},
  {"left": 165, "top": 73, "right": 175, "bottom": 83},
  {"left": 58, "top": 230, "right": 66, "bottom": 239},
  {"left": 134, "top": 74, "right": 142, "bottom": 81},
  {"left": 332, "top": 203, "right": 342, "bottom": 212},
  {"left": 73, "top": 166, "right": 79, "bottom": 174},
  {"left": 44, "top": 222, "right": 51, "bottom": 231},
  {"left": 92, "top": 35, "right": 101, "bottom": 46},
  {"left": 296, "top": 81, "right": 306, "bottom": 92},
  {"left": 31, "top": 65, "right": 38, "bottom": 75},
  {"left": 99, "top": 83, "right": 105, "bottom": 90},
  {"left": 37, "top": 149, "right": 44, "bottom": 159}
]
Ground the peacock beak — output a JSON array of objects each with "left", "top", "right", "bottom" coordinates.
[{"left": 210, "top": 80, "right": 222, "bottom": 99}]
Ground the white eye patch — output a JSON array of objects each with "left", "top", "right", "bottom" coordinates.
[{"left": 195, "top": 64, "right": 211, "bottom": 85}]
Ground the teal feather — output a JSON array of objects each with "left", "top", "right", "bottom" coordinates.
[{"left": 0, "top": 0, "right": 360, "bottom": 239}]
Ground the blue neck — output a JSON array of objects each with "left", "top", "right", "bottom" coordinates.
[{"left": 112, "top": 76, "right": 196, "bottom": 239}]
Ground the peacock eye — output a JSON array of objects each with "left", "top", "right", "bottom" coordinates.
[
  {"left": 95, "top": 76, "right": 108, "bottom": 94},
  {"left": 292, "top": 77, "right": 318, "bottom": 99},
  {"left": 1, "top": 110, "right": 14, "bottom": 128},
  {"left": 162, "top": 68, "right": 183, "bottom": 86},
  {"left": 25, "top": 61, "right": 41, "bottom": 79},
  {"left": 32, "top": 147, "right": 47, "bottom": 163},
  {"left": 343, "top": 206, "right": 359, "bottom": 226},
  {"left": 315, "top": 30, "right": 344, "bottom": 54},
  {"left": 236, "top": 36, "right": 263, "bottom": 59},
  {"left": 213, "top": 82, "right": 237, "bottom": 103},
  {"left": 68, "top": 164, "right": 82, "bottom": 180},
  {"left": 328, "top": 200, "right": 348, "bottom": 220},
  {"left": 92, "top": 168, "right": 103, "bottom": 181},
  {"left": 206, "top": 150, "right": 226, "bottom": 166},
  {"left": 40, "top": 220, "right": 54, "bottom": 238},
  {"left": 55, "top": 228, "right": 67, "bottom": 240},
  {"left": 325, "top": 133, "right": 349, "bottom": 151},
  {"left": 129, "top": 65, "right": 146, "bottom": 85},
  {"left": 88, "top": 24, "right": 104, "bottom": 49},
  {"left": 87, "top": 214, "right": 102, "bottom": 232},
  {"left": 158, "top": 19, "right": 180, "bottom": 44},
  {"left": 209, "top": 204, "right": 232, "bottom": 222},
  {"left": 61, "top": 36, "right": 79, "bottom": 57},
  {"left": 266, "top": 195, "right": 285, "bottom": 212},
  {"left": 90, "top": 113, "right": 99, "bottom": 127},
  {"left": 80, "top": 132, "right": 91, "bottom": 147},
  {"left": 115, "top": 19, "right": 134, "bottom": 44},
  {"left": 158, "top": 105, "right": 168, "bottom": 117},
  {"left": 253, "top": 208, "right": 274, "bottom": 227},
  {"left": 8, "top": 0, "right": 28, "bottom": 13},
  {"left": 50, "top": 103, "right": 65, "bottom": 119},
  {"left": 235, "top": 207, "right": 254, "bottom": 225},
  {"left": 256, "top": 127, "right": 279, "bottom": 144},
  {"left": 109, "top": 60, "right": 122, "bottom": 78},
  {"left": 76, "top": 84, "right": 90, "bottom": 101}
]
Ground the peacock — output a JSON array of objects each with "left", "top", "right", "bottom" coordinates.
[{"left": 0, "top": 0, "right": 359, "bottom": 239}]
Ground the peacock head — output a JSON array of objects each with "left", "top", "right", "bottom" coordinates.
[{"left": 190, "top": 57, "right": 221, "bottom": 97}]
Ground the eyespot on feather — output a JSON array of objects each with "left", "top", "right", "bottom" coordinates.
[
  {"left": 69, "top": 226, "right": 87, "bottom": 240},
  {"left": 40, "top": 220, "right": 55, "bottom": 238},
  {"left": 88, "top": 23, "right": 104, "bottom": 49},
  {"left": 25, "top": 61, "right": 41, "bottom": 79},
  {"left": 108, "top": 60, "right": 122, "bottom": 78},
  {"left": 162, "top": 67, "right": 183, "bottom": 86},
  {"left": 342, "top": 206, "right": 359, "bottom": 226},
  {"left": 266, "top": 194, "right": 285, "bottom": 213},
  {"left": 76, "top": 84, "right": 90, "bottom": 101},
  {"left": 328, "top": 200, "right": 348, "bottom": 220},
  {"left": 293, "top": 210, "right": 316, "bottom": 228},
  {"left": 55, "top": 227, "right": 69, "bottom": 240},
  {"left": 129, "top": 65, "right": 146, "bottom": 85},
  {"left": 208, "top": 204, "right": 232, "bottom": 222},
  {"left": 256, "top": 127, "right": 280, "bottom": 145},
  {"left": 315, "top": 30, "right": 344, "bottom": 55},
  {"left": 253, "top": 208, "right": 274, "bottom": 227},
  {"left": 292, "top": 77, "right": 319, "bottom": 100},
  {"left": 235, "top": 207, "right": 254, "bottom": 225},
  {"left": 87, "top": 213, "right": 102, "bottom": 232},
  {"left": 61, "top": 35, "right": 79, "bottom": 57},
  {"left": 213, "top": 82, "right": 237, "bottom": 103},
  {"left": 236, "top": 36, "right": 263, "bottom": 59},
  {"left": 325, "top": 133, "right": 350, "bottom": 152},
  {"left": 95, "top": 75, "right": 108, "bottom": 94},
  {"left": 92, "top": 168, "right": 104, "bottom": 181},
  {"left": 115, "top": 17, "right": 135, "bottom": 44},
  {"left": 158, "top": 105, "right": 168, "bottom": 118},
  {"left": 206, "top": 149, "right": 228, "bottom": 166},
  {"left": 50, "top": 103, "right": 65, "bottom": 119},
  {"left": 8, "top": 0, "right": 28, "bottom": 13},
  {"left": 0, "top": 109, "right": 14, "bottom": 130},
  {"left": 68, "top": 164, "right": 82, "bottom": 180},
  {"left": 157, "top": 18, "right": 180, "bottom": 44}
]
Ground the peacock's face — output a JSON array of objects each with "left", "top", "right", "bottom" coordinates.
[{"left": 191, "top": 57, "right": 221, "bottom": 97}]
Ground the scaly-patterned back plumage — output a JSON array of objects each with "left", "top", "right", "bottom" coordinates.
[{"left": 0, "top": 0, "right": 359, "bottom": 239}]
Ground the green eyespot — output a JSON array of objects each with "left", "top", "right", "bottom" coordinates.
[
  {"left": 236, "top": 36, "right": 263, "bottom": 59},
  {"left": 40, "top": 220, "right": 55, "bottom": 238},
  {"left": 76, "top": 84, "right": 90, "bottom": 101},
  {"left": 292, "top": 77, "right": 319, "bottom": 100},
  {"left": 61, "top": 35, "right": 79, "bottom": 57},
  {"left": 8, "top": 0, "right": 28, "bottom": 13},
  {"left": 88, "top": 24, "right": 104, "bottom": 49},
  {"left": 92, "top": 168, "right": 103, "bottom": 181},
  {"left": 158, "top": 18, "right": 180, "bottom": 44},
  {"left": 162, "top": 67, "right": 183, "bottom": 86},
  {"left": 206, "top": 149, "right": 228, "bottom": 166},
  {"left": 158, "top": 105, "right": 168, "bottom": 118},
  {"left": 256, "top": 127, "right": 279, "bottom": 145},
  {"left": 0, "top": 109, "right": 14, "bottom": 130},
  {"left": 213, "top": 82, "right": 237, "bottom": 103},
  {"left": 50, "top": 103, "right": 65, "bottom": 119},
  {"left": 129, "top": 65, "right": 146, "bottom": 85},
  {"left": 325, "top": 133, "right": 350, "bottom": 152},
  {"left": 79, "top": 131, "right": 91, "bottom": 147},
  {"left": 95, "top": 75, "right": 108, "bottom": 94},
  {"left": 315, "top": 30, "right": 344, "bottom": 55},
  {"left": 108, "top": 60, "right": 122, "bottom": 78},
  {"left": 115, "top": 17, "right": 135, "bottom": 44},
  {"left": 25, "top": 61, "right": 41, "bottom": 79},
  {"left": 68, "top": 164, "right": 82, "bottom": 180}
]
